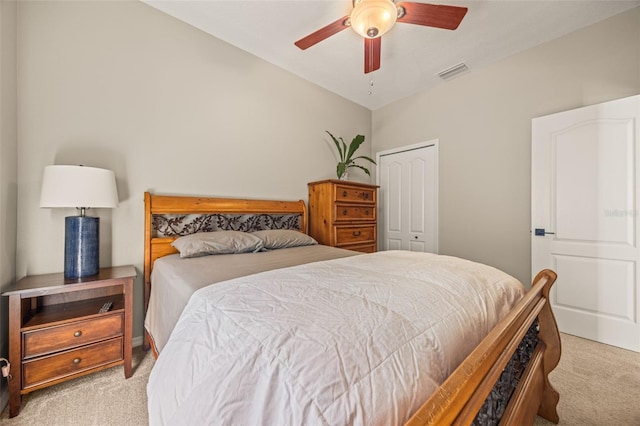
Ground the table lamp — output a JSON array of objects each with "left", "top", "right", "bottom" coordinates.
[{"left": 40, "top": 165, "right": 119, "bottom": 279}]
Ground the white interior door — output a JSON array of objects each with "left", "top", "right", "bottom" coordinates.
[
  {"left": 532, "top": 94, "right": 640, "bottom": 352},
  {"left": 377, "top": 141, "right": 438, "bottom": 253}
]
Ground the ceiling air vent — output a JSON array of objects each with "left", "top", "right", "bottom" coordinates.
[{"left": 437, "top": 62, "right": 469, "bottom": 81}]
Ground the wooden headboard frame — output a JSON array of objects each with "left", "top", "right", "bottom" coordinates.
[{"left": 143, "top": 192, "right": 307, "bottom": 313}]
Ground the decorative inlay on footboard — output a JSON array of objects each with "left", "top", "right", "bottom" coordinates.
[
  {"left": 472, "top": 320, "right": 540, "bottom": 425},
  {"left": 152, "top": 213, "right": 302, "bottom": 237}
]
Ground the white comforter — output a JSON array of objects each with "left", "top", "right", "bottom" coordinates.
[{"left": 147, "top": 251, "right": 525, "bottom": 425}]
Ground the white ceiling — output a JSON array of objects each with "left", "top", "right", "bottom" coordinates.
[{"left": 143, "top": 0, "right": 640, "bottom": 110}]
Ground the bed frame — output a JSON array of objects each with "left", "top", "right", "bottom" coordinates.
[{"left": 143, "top": 191, "right": 560, "bottom": 425}]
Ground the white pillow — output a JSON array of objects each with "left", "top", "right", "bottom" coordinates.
[{"left": 171, "top": 231, "right": 264, "bottom": 258}]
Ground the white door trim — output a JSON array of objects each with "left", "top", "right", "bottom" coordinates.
[{"left": 376, "top": 139, "right": 439, "bottom": 253}]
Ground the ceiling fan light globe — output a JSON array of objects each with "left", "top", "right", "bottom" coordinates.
[{"left": 350, "top": 0, "right": 397, "bottom": 39}]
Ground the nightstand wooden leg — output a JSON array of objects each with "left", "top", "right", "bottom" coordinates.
[
  {"left": 123, "top": 278, "right": 133, "bottom": 378},
  {"left": 8, "top": 295, "right": 22, "bottom": 417},
  {"left": 143, "top": 332, "right": 150, "bottom": 351}
]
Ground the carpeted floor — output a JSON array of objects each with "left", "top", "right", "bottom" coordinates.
[
  {"left": 533, "top": 333, "right": 640, "bottom": 426},
  {"left": 1, "top": 333, "right": 639, "bottom": 425},
  {"left": 0, "top": 347, "right": 152, "bottom": 426}
]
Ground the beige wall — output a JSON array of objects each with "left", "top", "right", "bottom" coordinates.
[
  {"left": 10, "top": 1, "right": 640, "bottom": 344},
  {"left": 372, "top": 7, "right": 640, "bottom": 286},
  {"left": 0, "top": 0, "right": 18, "bottom": 396},
  {"left": 16, "top": 1, "right": 371, "bottom": 340}
]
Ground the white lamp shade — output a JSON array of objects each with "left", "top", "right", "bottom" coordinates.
[{"left": 40, "top": 165, "right": 119, "bottom": 209}]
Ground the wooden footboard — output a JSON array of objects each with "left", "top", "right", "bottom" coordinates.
[{"left": 406, "top": 269, "right": 560, "bottom": 425}]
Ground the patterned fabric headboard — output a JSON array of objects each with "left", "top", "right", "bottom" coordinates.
[{"left": 152, "top": 213, "right": 302, "bottom": 237}]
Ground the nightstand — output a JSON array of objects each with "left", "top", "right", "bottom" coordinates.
[{"left": 1, "top": 265, "right": 136, "bottom": 418}]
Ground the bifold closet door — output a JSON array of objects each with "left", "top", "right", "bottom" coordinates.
[{"left": 378, "top": 142, "right": 438, "bottom": 254}]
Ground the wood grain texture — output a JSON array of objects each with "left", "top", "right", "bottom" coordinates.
[
  {"left": 397, "top": 2, "right": 468, "bottom": 30},
  {"left": 23, "top": 313, "right": 124, "bottom": 358},
  {"left": 2, "top": 265, "right": 136, "bottom": 296},
  {"left": 364, "top": 37, "right": 381, "bottom": 73},
  {"left": 22, "top": 338, "right": 123, "bottom": 389},
  {"left": 8, "top": 295, "right": 22, "bottom": 417},
  {"left": 2, "top": 266, "right": 136, "bottom": 417},
  {"left": 294, "top": 16, "right": 350, "bottom": 50},
  {"left": 308, "top": 180, "right": 379, "bottom": 253}
]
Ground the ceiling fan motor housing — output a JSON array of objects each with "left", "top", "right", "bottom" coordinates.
[{"left": 350, "top": 0, "right": 398, "bottom": 39}]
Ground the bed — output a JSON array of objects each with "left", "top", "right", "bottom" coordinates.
[{"left": 143, "top": 192, "right": 561, "bottom": 425}]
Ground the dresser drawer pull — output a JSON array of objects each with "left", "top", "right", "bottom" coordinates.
[
  {"left": 73, "top": 331, "right": 82, "bottom": 338},
  {"left": 343, "top": 209, "right": 348, "bottom": 215},
  {"left": 363, "top": 193, "right": 369, "bottom": 199},
  {"left": 352, "top": 231, "right": 361, "bottom": 237},
  {"left": 72, "top": 358, "right": 81, "bottom": 365},
  {"left": 342, "top": 191, "right": 348, "bottom": 197}
]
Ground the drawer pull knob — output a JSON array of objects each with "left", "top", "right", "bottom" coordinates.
[
  {"left": 353, "top": 231, "right": 361, "bottom": 237},
  {"left": 73, "top": 331, "right": 82, "bottom": 338},
  {"left": 364, "top": 193, "right": 369, "bottom": 199},
  {"left": 342, "top": 191, "right": 347, "bottom": 197},
  {"left": 343, "top": 209, "right": 348, "bottom": 215},
  {"left": 72, "top": 358, "right": 81, "bottom": 365},
  {"left": 365, "top": 210, "right": 369, "bottom": 215}
]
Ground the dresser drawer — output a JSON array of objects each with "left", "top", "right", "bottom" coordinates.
[
  {"left": 342, "top": 243, "right": 377, "bottom": 253},
  {"left": 334, "top": 204, "right": 376, "bottom": 222},
  {"left": 23, "top": 313, "right": 123, "bottom": 359},
  {"left": 335, "top": 225, "right": 376, "bottom": 246},
  {"left": 335, "top": 184, "right": 376, "bottom": 204},
  {"left": 22, "top": 337, "right": 123, "bottom": 389}
]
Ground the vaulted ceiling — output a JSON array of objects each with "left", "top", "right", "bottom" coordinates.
[{"left": 144, "top": 1, "right": 640, "bottom": 110}]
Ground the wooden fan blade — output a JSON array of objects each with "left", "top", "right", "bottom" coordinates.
[
  {"left": 294, "top": 16, "right": 350, "bottom": 50},
  {"left": 364, "top": 37, "right": 381, "bottom": 74},
  {"left": 397, "top": 2, "right": 468, "bottom": 30}
]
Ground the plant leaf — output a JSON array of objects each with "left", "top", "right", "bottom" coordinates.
[
  {"left": 340, "top": 138, "right": 348, "bottom": 162},
  {"left": 337, "top": 162, "right": 347, "bottom": 179},
  {"left": 349, "top": 164, "right": 371, "bottom": 176},
  {"left": 326, "top": 131, "right": 344, "bottom": 162},
  {"left": 350, "top": 155, "right": 377, "bottom": 165},
  {"left": 345, "top": 134, "right": 365, "bottom": 162}
]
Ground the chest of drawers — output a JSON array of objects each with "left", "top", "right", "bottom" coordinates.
[{"left": 308, "top": 179, "right": 379, "bottom": 253}]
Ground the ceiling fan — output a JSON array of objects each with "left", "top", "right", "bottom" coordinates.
[{"left": 294, "top": 0, "right": 468, "bottom": 74}]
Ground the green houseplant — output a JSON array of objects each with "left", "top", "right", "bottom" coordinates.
[{"left": 326, "top": 131, "right": 376, "bottom": 180}]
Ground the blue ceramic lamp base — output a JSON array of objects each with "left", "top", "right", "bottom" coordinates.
[{"left": 64, "top": 216, "right": 99, "bottom": 279}]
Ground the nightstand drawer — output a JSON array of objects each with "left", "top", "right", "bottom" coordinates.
[
  {"left": 334, "top": 204, "right": 376, "bottom": 222},
  {"left": 335, "top": 225, "right": 376, "bottom": 246},
  {"left": 22, "top": 338, "right": 123, "bottom": 389},
  {"left": 23, "top": 313, "right": 123, "bottom": 359},
  {"left": 335, "top": 184, "right": 376, "bottom": 204}
]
